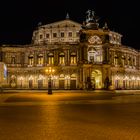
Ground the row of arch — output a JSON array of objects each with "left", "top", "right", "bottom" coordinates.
[
  {"left": 8, "top": 69, "right": 140, "bottom": 90},
  {"left": 28, "top": 52, "right": 77, "bottom": 65},
  {"left": 9, "top": 74, "right": 77, "bottom": 89}
]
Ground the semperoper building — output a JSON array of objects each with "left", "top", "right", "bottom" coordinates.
[{"left": 0, "top": 10, "right": 140, "bottom": 90}]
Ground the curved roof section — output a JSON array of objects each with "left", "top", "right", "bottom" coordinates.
[{"left": 39, "top": 19, "right": 82, "bottom": 29}]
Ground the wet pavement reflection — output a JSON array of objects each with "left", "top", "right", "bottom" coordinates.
[{"left": 0, "top": 93, "right": 140, "bottom": 140}]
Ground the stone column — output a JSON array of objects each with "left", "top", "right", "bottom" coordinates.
[
  {"left": 103, "top": 44, "right": 109, "bottom": 64},
  {"left": 79, "top": 68, "right": 83, "bottom": 89},
  {"left": 34, "top": 50, "right": 37, "bottom": 66}
]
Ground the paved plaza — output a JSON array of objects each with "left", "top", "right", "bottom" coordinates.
[{"left": 0, "top": 90, "right": 140, "bottom": 140}]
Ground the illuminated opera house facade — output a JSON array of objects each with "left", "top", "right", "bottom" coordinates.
[{"left": 0, "top": 10, "right": 140, "bottom": 90}]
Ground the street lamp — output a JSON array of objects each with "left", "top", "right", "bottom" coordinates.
[{"left": 45, "top": 67, "right": 55, "bottom": 94}]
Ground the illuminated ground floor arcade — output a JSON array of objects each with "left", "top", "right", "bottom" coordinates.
[{"left": 2, "top": 66, "right": 140, "bottom": 90}]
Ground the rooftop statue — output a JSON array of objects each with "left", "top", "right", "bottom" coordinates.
[
  {"left": 86, "top": 10, "right": 95, "bottom": 23},
  {"left": 86, "top": 9, "right": 99, "bottom": 23}
]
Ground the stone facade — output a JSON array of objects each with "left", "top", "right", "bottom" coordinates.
[{"left": 0, "top": 12, "right": 140, "bottom": 90}]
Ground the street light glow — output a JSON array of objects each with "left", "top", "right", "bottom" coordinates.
[{"left": 45, "top": 67, "right": 55, "bottom": 94}]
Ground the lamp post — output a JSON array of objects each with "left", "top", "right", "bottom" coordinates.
[{"left": 45, "top": 67, "right": 55, "bottom": 94}]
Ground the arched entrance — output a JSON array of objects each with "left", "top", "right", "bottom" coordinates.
[
  {"left": 91, "top": 70, "right": 102, "bottom": 89},
  {"left": 38, "top": 75, "right": 43, "bottom": 89},
  {"left": 59, "top": 74, "right": 65, "bottom": 89}
]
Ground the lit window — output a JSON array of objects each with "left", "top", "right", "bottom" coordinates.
[
  {"left": 70, "top": 52, "right": 76, "bottom": 64},
  {"left": 48, "top": 53, "right": 54, "bottom": 65},
  {"left": 28, "top": 55, "right": 34, "bottom": 65},
  {"left": 114, "top": 55, "right": 118, "bottom": 65},
  {"left": 37, "top": 54, "right": 43, "bottom": 65},
  {"left": 59, "top": 53, "right": 65, "bottom": 64},
  {"left": 90, "top": 56, "right": 94, "bottom": 61},
  {"left": 96, "top": 55, "right": 101, "bottom": 62}
]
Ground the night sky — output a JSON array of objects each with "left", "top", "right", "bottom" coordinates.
[{"left": 0, "top": 0, "right": 139, "bottom": 50}]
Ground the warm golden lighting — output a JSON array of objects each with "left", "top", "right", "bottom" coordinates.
[
  {"left": 65, "top": 75, "right": 70, "bottom": 79},
  {"left": 45, "top": 67, "right": 55, "bottom": 75},
  {"left": 45, "top": 67, "right": 55, "bottom": 94}
]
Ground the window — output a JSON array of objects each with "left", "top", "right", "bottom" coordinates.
[
  {"left": 134, "top": 57, "right": 136, "bottom": 66},
  {"left": 114, "top": 55, "right": 118, "bottom": 65},
  {"left": 5, "top": 53, "right": 10, "bottom": 63},
  {"left": 46, "top": 34, "right": 50, "bottom": 38},
  {"left": 76, "top": 32, "right": 79, "bottom": 37},
  {"left": 68, "top": 32, "right": 72, "bottom": 37},
  {"left": 90, "top": 56, "right": 94, "bottom": 62},
  {"left": 128, "top": 56, "right": 131, "bottom": 66},
  {"left": 28, "top": 55, "right": 34, "bottom": 65},
  {"left": 96, "top": 55, "right": 101, "bottom": 62},
  {"left": 48, "top": 53, "right": 54, "bottom": 65},
  {"left": 11, "top": 56, "right": 16, "bottom": 64},
  {"left": 53, "top": 33, "right": 57, "bottom": 38},
  {"left": 37, "top": 54, "right": 43, "bottom": 65},
  {"left": 70, "top": 52, "right": 76, "bottom": 64},
  {"left": 122, "top": 56, "right": 125, "bottom": 66},
  {"left": 88, "top": 47, "right": 102, "bottom": 63},
  {"left": 59, "top": 53, "right": 65, "bottom": 64},
  {"left": 40, "top": 34, "right": 43, "bottom": 39},
  {"left": 61, "top": 32, "right": 65, "bottom": 37}
]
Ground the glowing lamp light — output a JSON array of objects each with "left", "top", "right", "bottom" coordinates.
[
  {"left": 45, "top": 67, "right": 55, "bottom": 94},
  {"left": 132, "top": 77, "right": 135, "bottom": 80},
  {"left": 19, "top": 76, "right": 24, "bottom": 81},
  {"left": 137, "top": 77, "right": 140, "bottom": 80}
]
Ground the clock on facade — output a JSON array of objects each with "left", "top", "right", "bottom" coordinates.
[{"left": 88, "top": 35, "right": 102, "bottom": 44}]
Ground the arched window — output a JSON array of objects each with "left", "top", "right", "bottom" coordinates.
[
  {"left": 28, "top": 55, "right": 34, "bottom": 65},
  {"left": 70, "top": 52, "right": 77, "bottom": 64},
  {"left": 48, "top": 53, "right": 54, "bottom": 65},
  {"left": 59, "top": 52, "right": 65, "bottom": 64},
  {"left": 88, "top": 47, "right": 102, "bottom": 63},
  {"left": 59, "top": 74, "right": 65, "bottom": 78},
  {"left": 128, "top": 56, "right": 131, "bottom": 66},
  {"left": 37, "top": 54, "right": 43, "bottom": 65},
  {"left": 114, "top": 55, "right": 118, "bottom": 65},
  {"left": 71, "top": 74, "right": 76, "bottom": 78}
]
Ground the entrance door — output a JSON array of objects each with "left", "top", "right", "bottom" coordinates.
[
  {"left": 91, "top": 70, "right": 102, "bottom": 89},
  {"left": 29, "top": 80, "right": 33, "bottom": 88},
  {"left": 59, "top": 80, "right": 64, "bottom": 89},
  {"left": 38, "top": 80, "right": 43, "bottom": 89},
  {"left": 70, "top": 80, "right": 76, "bottom": 89}
]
